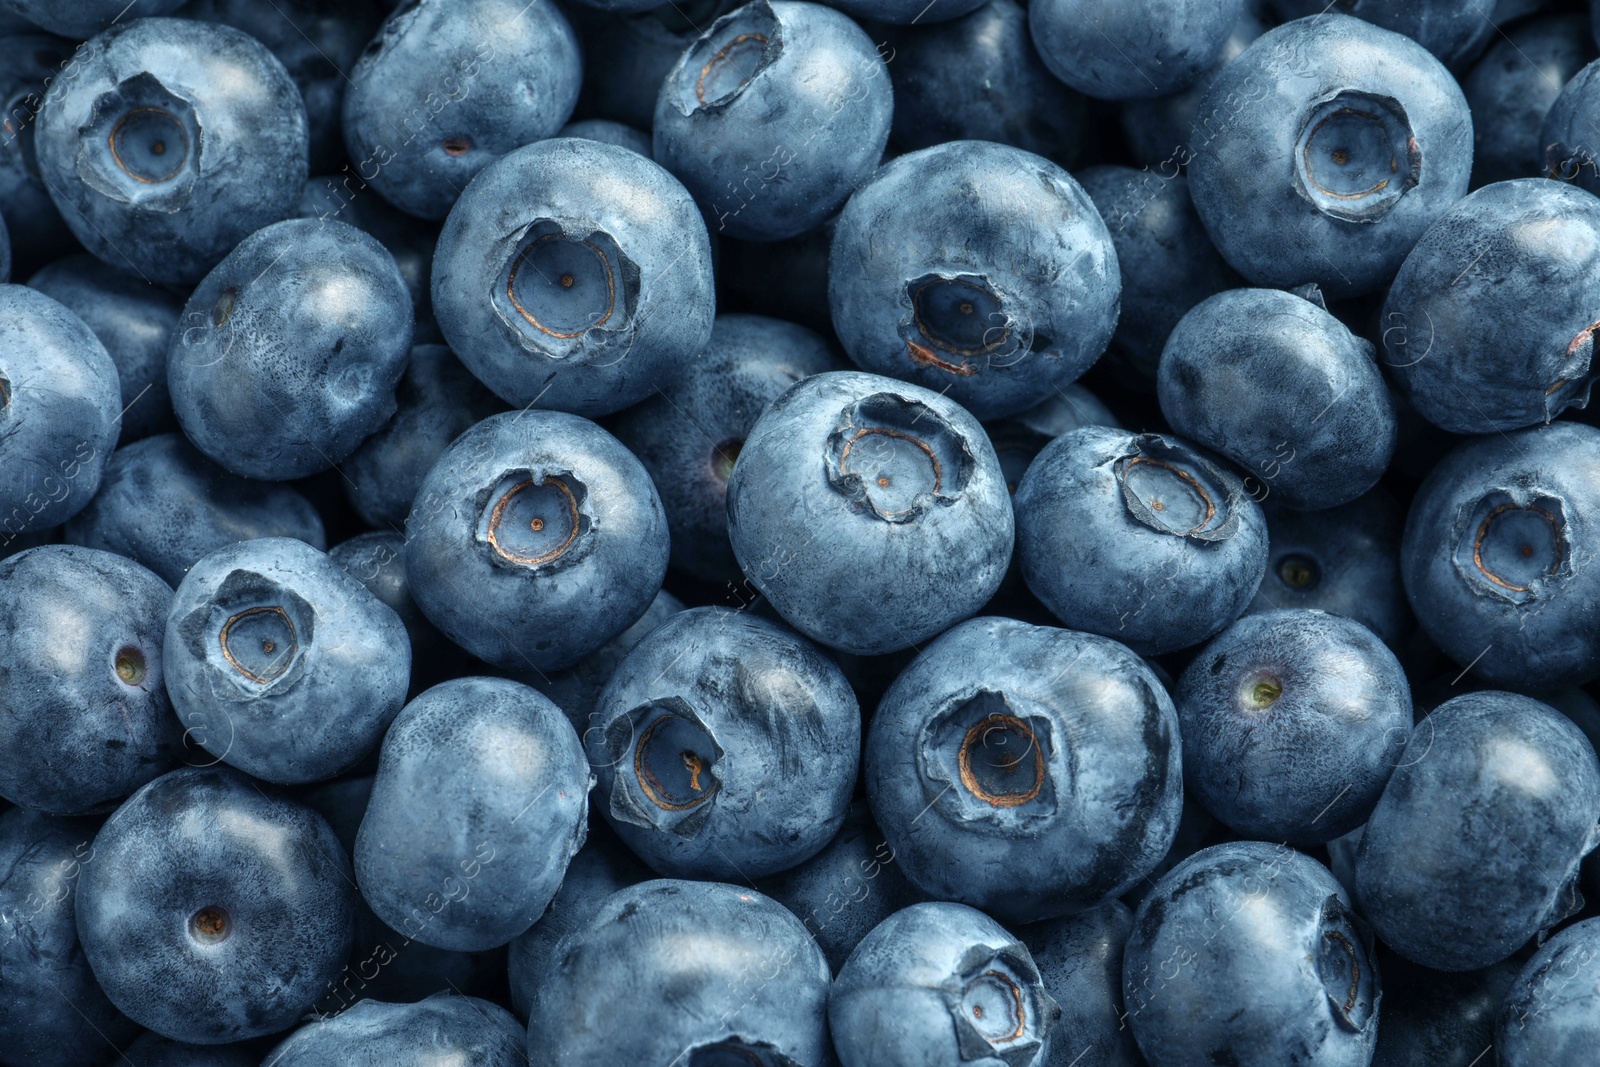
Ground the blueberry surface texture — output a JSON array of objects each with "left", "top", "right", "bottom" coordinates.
[
  {"left": 1188, "top": 14, "right": 1473, "bottom": 297},
  {"left": 1123, "top": 841, "right": 1380, "bottom": 1067},
  {"left": 828, "top": 140, "right": 1120, "bottom": 420},
  {"left": 526, "top": 879, "right": 833, "bottom": 1066},
  {"left": 1159, "top": 286, "right": 1396, "bottom": 510},
  {"left": 264, "top": 994, "right": 527, "bottom": 1065},
  {"left": 831, "top": 900, "right": 1060, "bottom": 1067},
  {"left": 1019, "top": 901, "right": 1143, "bottom": 1067},
  {"left": 1354, "top": 691, "right": 1600, "bottom": 971},
  {"left": 327, "top": 530, "right": 443, "bottom": 662},
  {"left": 432, "top": 137, "right": 715, "bottom": 415},
  {"left": 164, "top": 536, "right": 411, "bottom": 784},
  {"left": 1014, "top": 426, "right": 1269, "bottom": 655},
  {"left": 868, "top": 617, "right": 1182, "bottom": 923},
  {"left": 652, "top": 0, "right": 893, "bottom": 240},
  {"left": 726, "top": 370, "right": 1014, "bottom": 655},
  {"left": 1, "top": 0, "right": 186, "bottom": 37},
  {"left": 75, "top": 766, "right": 356, "bottom": 1044},
  {"left": 1497, "top": 916, "right": 1600, "bottom": 1066},
  {"left": 590, "top": 606, "right": 860, "bottom": 879},
  {"left": 1542, "top": 55, "right": 1600, "bottom": 197},
  {"left": 34, "top": 18, "right": 308, "bottom": 285},
  {"left": 1268, "top": 0, "right": 1493, "bottom": 69},
  {"left": 1177, "top": 608, "right": 1412, "bottom": 843},
  {"left": 1400, "top": 421, "right": 1600, "bottom": 689},
  {"left": 1029, "top": 0, "right": 1244, "bottom": 102},
  {"left": 168, "top": 216, "right": 413, "bottom": 480},
  {"left": 1463, "top": 14, "right": 1594, "bottom": 188}
]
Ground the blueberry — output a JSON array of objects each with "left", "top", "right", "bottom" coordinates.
[
  {"left": 265, "top": 994, "right": 527, "bottom": 1065},
  {"left": 1123, "top": 841, "right": 1380, "bottom": 1067},
  {"left": 1188, "top": 14, "right": 1473, "bottom": 297},
  {"left": 168, "top": 217, "right": 413, "bottom": 480},
  {"left": 76, "top": 766, "right": 356, "bottom": 1044},
  {"left": 356, "top": 677, "right": 590, "bottom": 951},
  {"left": 1383, "top": 180, "right": 1600, "bottom": 433},
  {"left": 342, "top": 344, "right": 505, "bottom": 529},
  {"left": 1, "top": 0, "right": 186, "bottom": 37},
  {"left": 831, "top": 901, "right": 1059, "bottom": 1067},
  {"left": 180, "top": 0, "right": 385, "bottom": 173},
  {"left": 1246, "top": 488, "right": 1410, "bottom": 649},
  {"left": 1177, "top": 609, "right": 1412, "bottom": 843},
  {"left": 653, "top": 0, "right": 893, "bottom": 241},
  {"left": 1355, "top": 691, "right": 1600, "bottom": 971},
  {"left": 64, "top": 432, "right": 327, "bottom": 587},
  {"left": 828, "top": 140, "right": 1120, "bottom": 420},
  {"left": 1267, "top": 0, "right": 1494, "bottom": 69},
  {"left": 1014, "top": 426, "right": 1269, "bottom": 655},
  {"left": 589, "top": 607, "right": 859, "bottom": 879},
  {"left": 1076, "top": 165, "right": 1239, "bottom": 382},
  {"left": 122, "top": 1032, "right": 257, "bottom": 1066},
  {"left": 727, "top": 370, "right": 1013, "bottom": 654},
  {"left": 883, "top": 0, "right": 1087, "bottom": 164},
  {"left": 0, "top": 808, "right": 139, "bottom": 1066},
  {"left": 432, "top": 138, "right": 715, "bottom": 415},
  {"left": 527, "top": 879, "right": 832, "bottom": 1065},
  {"left": 1401, "top": 422, "right": 1600, "bottom": 689},
  {"left": 566, "top": 0, "right": 741, "bottom": 131},
  {"left": 34, "top": 18, "right": 308, "bottom": 285},
  {"left": 1497, "top": 916, "right": 1600, "bottom": 1065},
  {"left": 868, "top": 617, "right": 1181, "bottom": 923},
  {"left": 342, "top": 0, "right": 581, "bottom": 220},
  {"left": 27, "top": 253, "right": 182, "bottom": 444},
  {"left": 1029, "top": 0, "right": 1244, "bottom": 101},
  {"left": 327, "top": 531, "right": 444, "bottom": 663},
  {"left": 613, "top": 312, "right": 843, "bottom": 583},
  {"left": 404, "top": 410, "right": 669, "bottom": 671},
  {"left": 0, "top": 545, "right": 179, "bottom": 815},
  {"left": 1158, "top": 286, "right": 1397, "bottom": 510},
  {"left": 557, "top": 118, "right": 654, "bottom": 157},
  {"left": 0, "top": 34, "right": 76, "bottom": 268},
  {"left": 295, "top": 173, "right": 439, "bottom": 322},
  {"left": 1464, "top": 14, "right": 1594, "bottom": 188},
  {"left": 164, "top": 537, "right": 411, "bottom": 784},
  {"left": 1019, "top": 901, "right": 1142, "bottom": 1067},
  {"left": 0, "top": 285, "right": 121, "bottom": 538}
]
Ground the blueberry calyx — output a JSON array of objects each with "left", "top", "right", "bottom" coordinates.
[
  {"left": 685, "top": 1038, "right": 803, "bottom": 1066},
  {"left": 899, "top": 273, "right": 1026, "bottom": 378},
  {"left": 492, "top": 220, "right": 639, "bottom": 359},
  {"left": 948, "top": 945, "right": 1054, "bottom": 1065},
  {"left": 1318, "top": 894, "right": 1378, "bottom": 1033},
  {"left": 825, "top": 392, "right": 975, "bottom": 523},
  {"left": 921, "top": 690, "right": 1058, "bottom": 827},
  {"left": 178, "top": 569, "right": 315, "bottom": 696},
  {"left": 1450, "top": 489, "right": 1571, "bottom": 605},
  {"left": 605, "top": 696, "right": 724, "bottom": 840},
  {"left": 476, "top": 469, "right": 592, "bottom": 573},
  {"left": 1114, "top": 435, "right": 1243, "bottom": 543},
  {"left": 1293, "top": 91, "right": 1419, "bottom": 224},
  {"left": 670, "top": 1, "right": 783, "bottom": 117},
  {"left": 79, "top": 72, "right": 203, "bottom": 208}
]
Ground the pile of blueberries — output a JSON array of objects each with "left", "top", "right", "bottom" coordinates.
[{"left": 6, "top": 0, "right": 1600, "bottom": 1063}]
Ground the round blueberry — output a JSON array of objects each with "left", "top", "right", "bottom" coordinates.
[
  {"left": 265, "top": 995, "right": 527, "bottom": 1064},
  {"left": 1029, "top": 0, "right": 1244, "bottom": 101},
  {"left": 1465, "top": 14, "right": 1594, "bottom": 188}
]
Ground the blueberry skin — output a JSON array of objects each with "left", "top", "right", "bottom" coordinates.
[
  {"left": 613, "top": 312, "right": 843, "bottom": 583},
  {"left": 831, "top": 901, "right": 1060, "bottom": 1067},
  {"left": 506, "top": 824, "right": 647, "bottom": 1018},
  {"left": 1159, "top": 287, "right": 1396, "bottom": 510},
  {"left": 0, "top": 0, "right": 185, "bottom": 37},
  {"left": 34, "top": 18, "right": 308, "bottom": 286},
  {"left": 0, "top": 808, "right": 139, "bottom": 1067},
  {"left": 63, "top": 432, "right": 326, "bottom": 588},
  {"left": 341, "top": 0, "right": 581, "bottom": 220},
  {"left": 653, "top": 0, "right": 893, "bottom": 241},
  {"left": 1355, "top": 691, "right": 1600, "bottom": 971},
  {"left": 726, "top": 370, "right": 1014, "bottom": 655},
  {"left": 1268, "top": 0, "right": 1494, "bottom": 69},
  {"left": 327, "top": 531, "right": 442, "bottom": 660},
  {"left": 76, "top": 766, "right": 356, "bottom": 1044},
  {"left": 265, "top": 995, "right": 527, "bottom": 1066},
  {"left": 356, "top": 677, "right": 591, "bottom": 952},
  {"left": 342, "top": 344, "right": 504, "bottom": 528},
  {"left": 1019, "top": 901, "right": 1142, "bottom": 1067},
  {"left": 1188, "top": 15, "right": 1473, "bottom": 298},
  {"left": 1465, "top": 15, "right": 1594, "bottom": 188},
  {"left": 985, "top": 384, "right": 1121, "bottom": 496},
  {"left": 0, "top": 545, "right": 179, "bottom": 815},
  {"left": 0, "top": 34, "right": 76, "bottom": 267},
  {"left": 122, "top": 1032, "right": 256, "bottom": 1067},
  {"left": 1246, "top": 488, "right": 1409, "bottom": 649},
  {"left": 1382, "top": 181, "right": 1600, "bottom": 433},
  {"left": 432, "top": 137, "right": 715, "bottom": 415},
  {"left": 558, "top": 117, "right": 653, "bottom": 157},
  {"left": 1400, "top": 422, "right": 1600, "bottom": 689},
  {"left": 404, "top": 409, "right": 669, "bottom": 671},
  {"left": 884, "top": 0, "right": 1087, "bottom": 164},
  {"left": 169, "top": 217, "right": 413, "bottom": 480},
  {"left": 1178, "top": 609, "right": 1412, "bottom": 844},
  {"left": 868, "top": 617, "right": 1181, "bottom": 924},
  {"left": 1123, "top": 841, "right": 1380, "bottom": 1067},
  {"left": 0, "top": 285, "right": 120, "bottom": 536},
  {"left": 1497, "top": 916, "right": 1600, "bottom": 1065},
  {"left": 295, "top": 173, "right": 440, "bottom": 321},
  {"left": 180, "top": 0, "right": 384, "bottom": 174},
  {"left": 828, "top": 140, "right": 1120, "bottom": 420},
  {"left": 825, "top": 0, "right": 983, "bottom": 24},
  {"left": 528, "top": 879, "right": 832, "bottom": 1066},
  {"left": 1029, "top": 0, "right": 1244, "bottom": 101},
  {"left": 590, "top": 607, "right": 860, "bottom": 879},
  {"left": 756, "top": 800, "right": 923, "bottom": 975},
  {"left": 28, "top": 254, "right": 182, "bottom": 444},
  {"left": 164, "top": 537, "right": 411, "bottom": 784},
  {"left": 1014, "top": 426, "right": 1269, "bottom": 656},
  {"left": 1077, "top": 166, "right": 1239, "bottom": 382}
]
